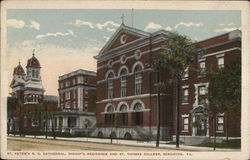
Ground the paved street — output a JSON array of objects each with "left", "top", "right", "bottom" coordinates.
[
  {"left": 7, "top": 136, "right": 240, "bottom": 152},
  {"left": 8, "top": 136, "right": 169, "bottom": 151}
]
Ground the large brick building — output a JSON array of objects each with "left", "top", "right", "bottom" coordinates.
[
  {"left": 176, "top": 29, "right": 241, "bottom": 145},
  {"left": 93, "top": 24, "right": 241, "bottom": 143},
  {"left": 51, "top": 69, "right": 97, "bottom": 134}
]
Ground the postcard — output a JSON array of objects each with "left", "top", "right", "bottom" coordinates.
[{"left": 1, "top": 0, "right": 250, "bottom": 159}]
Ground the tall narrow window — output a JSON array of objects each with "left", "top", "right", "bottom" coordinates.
[
  {"left": 134, "top": 64, "right": 142, "bottom": 95},
  {"left": 119, "top": 104, "right": 128, "bottom": 126},
  {"left": 105, "top": 105, "right": 114, "bottom": 126},
  {"left": 120, "top": 68, "right": 127, "bottom": 97},
  {"left": 132, "top": 103, "right": 143, "bottom": 125},
  {"left": 32, "top": 70, "right": 35, "bottom": 78},
  {"left": 182, "top": 117, "right": 189, "bottom": 131},
  {"left": 198, "top": 85, "right": 207, "bottom": 105},
  {"left": 199, "top": 61, "right": 206, "bottom": 75},
  {"left": 217, "top": 115, "right": 224, "bottom": 132},
  {"left": 217, "top": 57, "right": 224, "bottom": 69},
  {"left": 182, "top": 87, "right": 189, "bottom": 104},
  {"left": 107, "top": 72, "right": 114, "bottom": 99}
]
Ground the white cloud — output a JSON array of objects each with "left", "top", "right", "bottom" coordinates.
[
  {"left": 96, "top": 21, "right": 120, "bottom": 30},
  {"left": 71, "top": 20, "right": 95, "bottom": 28},
  {"left": 174, "top": 22, "right": 204, "bottom": 29},
  {"left": 70, "top": 20, "right": 119, "bottom": 32},
  {"left": 106, "top": 27, "right": 116, "bottom": 32},
  {"left": 7, "top": 19, "right": 41, "bottom": 30},
  {"left": 29, "top": 21, "right": 40, "bottom": 30},
  {"left": 35, "top": 29, "right": 74, "bottom": 39},
  {"left": 7, "top": 19, "right": 25, "bottom": 29},
  {"left": 213, "top": 27, "right": 238, "bottom": 33},
  {"left": 144, "top": 22, "right": 163, "bottom": 31},
  {"left": 219, "top": 23, "right": 225, "bottom": 26},
  {"left": 164, "top": 26, "right": 172, "bottom": 31},
  {"left": 103, "top": 36, "right": 110, "bottom": 42}
]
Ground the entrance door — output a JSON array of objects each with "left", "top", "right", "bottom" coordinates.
[{"left": 195, "top": 115, "right": 207, "bottom": 136}]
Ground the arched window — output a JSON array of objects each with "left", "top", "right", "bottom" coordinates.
[
  {"left": 32, "top": 70, "right": 35, "bottom": 78},
  {"left": 107, "top": 72, "right": 114, "bottom": 99},
  {"left": 134, "top": 64, "right": 142, "bottom": 95},
  {"left": 119, "top": 104, "right": 128, "bottom": 126},
  {"left": 120, "top": 68, "right": 127, "bottom": 97},
  {"left": 132, "top": 103, "right": 143, "bottom": 126},
  {"left": 105, "top": 105, "right": 115, "bottom": 126}
]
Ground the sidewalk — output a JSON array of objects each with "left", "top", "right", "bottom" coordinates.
[{"left": 10, "top": 135, "right": 240, "bottom": 152}]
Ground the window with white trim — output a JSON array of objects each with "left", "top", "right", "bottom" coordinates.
[
  {"left": 217, "top": 57, "right": 224, "bottom": 69},
  {"left": 217, "top": 115, "right": 224, "bottom": 132},
  {"left": 134, "top": 64, "right": 142, "bottom": 95},
  {"left": 105, "top": 105, "right": 115, "bottom": 125},
  {"left": 66, "top": 91, "right": 71, "bottom": 100},
  {"left": 66, "top": 81, "right": 70, "bottom": 87},
  {"left": 182, "top": 87, "right": 189, "bottom": 104},
  {"left": 78, "top": 76, "right": 84, "bottom": 83},
  {"left": 107, "top": 72, "right": 114, "bottom": 99},
  {"left": 199, "top": 61, "right": 206, "bottom": 75},
  {"left": 182, "top": 117, "right": 189, "bottom": 131},
  {"left": 120, "top": 68, "right": 127, "bottom": 97},
  {"left": 198, "top": 85, "right": 207, "bottom": 105}
]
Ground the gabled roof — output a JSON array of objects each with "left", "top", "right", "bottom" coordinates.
[{"left": 95, "top": 24, "right": 150, "bottom": 59}]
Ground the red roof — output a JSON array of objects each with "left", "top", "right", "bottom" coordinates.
[
  {"left": 26, "top": 54, "right": 40, "bottom": 68},
  {"left": 13, "top": 63, "right": 25, "bottom": 75}
]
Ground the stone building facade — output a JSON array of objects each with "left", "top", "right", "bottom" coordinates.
[
  {"left": 94, "top": 24, "right": 241, "bottom": 143},
  {"left": 51, "top": 69, "right": 97, "bottom": 135}
]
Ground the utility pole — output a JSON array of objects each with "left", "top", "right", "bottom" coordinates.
[
  {"left": 45, "top": 104, "right": 48, "bottom": 139},
  {"left": 176, "top": 76, "right": 181, "bottom": 148},
  {"left": 156, "top": 69, "right": 161, "bottom": 147}
]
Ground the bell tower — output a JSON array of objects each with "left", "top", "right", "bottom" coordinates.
[{"left": 24, "top": 50, "right": 45, "bottom": 104}]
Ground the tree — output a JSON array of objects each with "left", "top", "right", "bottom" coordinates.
[
  {"left": 157, "top": 32, "right": 201, "bottom": 148},
  {"left": 203, "top": 57, "right": 241, "bottom": 149},
  {"left": 7, "top": 97, "right": 20, "bottom": 135}
]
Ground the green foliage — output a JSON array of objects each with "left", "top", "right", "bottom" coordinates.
[
  {"left": 157, "top": 32, "right": 201, "bottom": 78},
  {"left": 7, "top": 97, "right": 20, "bottom": 114},
  {"left": 200, "top": 139, "right": 241, "bottom": 149},
  {"left": 27, "top": 103, "right": 44, "bottom": 120},
  {"left": 207, "top": 57, "right": 241, "bottom": 115}
]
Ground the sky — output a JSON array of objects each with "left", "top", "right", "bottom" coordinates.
[{"left": 6, "top": 9, "right": 241, "bottom": 96}]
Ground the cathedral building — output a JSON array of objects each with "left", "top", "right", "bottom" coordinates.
[
  {"left": 94, "top": 24, "right": 241, "bottom": 144},
  {"left": 9, "top": 52, "right": 45, "bottom": 132}
]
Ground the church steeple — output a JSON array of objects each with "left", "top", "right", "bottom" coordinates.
[{"left": 26, "top": 50, "right": 41, "bottom": 80}]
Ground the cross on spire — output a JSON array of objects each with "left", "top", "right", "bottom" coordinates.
[
  {"left": 121, "top": 13, "right": 125, "bottom": 24},
  {"left": 32, "top": 49, "right": 35, "bottom": 57},
  {"left": 18, "top": 59, "right": 20, "bottom": 65}
]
